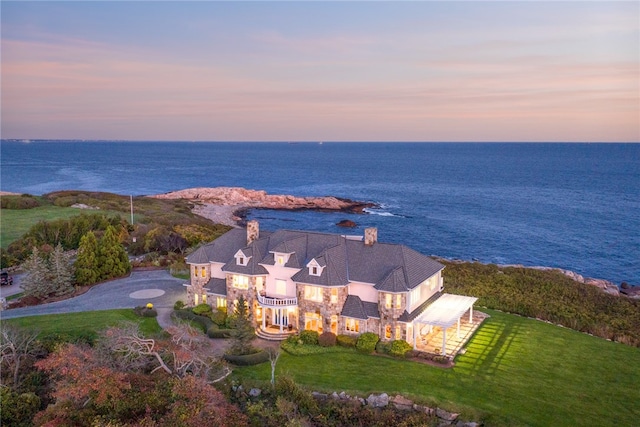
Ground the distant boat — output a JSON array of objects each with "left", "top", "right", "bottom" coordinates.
[{"left": 319, "top": 141, "right": 323, "bottom": 145}]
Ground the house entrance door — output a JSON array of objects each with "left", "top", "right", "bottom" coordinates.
[{"left": 273, "top": 308, "right": 288, "bottom": 327}]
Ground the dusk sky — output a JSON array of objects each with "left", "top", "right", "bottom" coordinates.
[{"left": 1, "top": 1, "right": 638, "bottom": 142}]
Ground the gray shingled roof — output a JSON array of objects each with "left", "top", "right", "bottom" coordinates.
[
  {"left": 186, "top": 229, "right": 250, "bottom": 264},
  {"left": 341, "top": 295, "right": 380, "bottom": 320},
  {"left": 188, "top": 226, "right": 444, "bottom": 292},
  {"left": 205, "top": 278, "right": 227, "bottom": 296}
]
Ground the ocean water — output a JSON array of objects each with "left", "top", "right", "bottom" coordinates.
[{"left": 1, "top": 141, "right": 639, "bottom": 284}]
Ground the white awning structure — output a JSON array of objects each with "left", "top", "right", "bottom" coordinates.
[
  {"left": 414, "top": 293, "right": 478, "bottom": 328},
  {"left": 412, "top": 293, "right": 478, "bottom": 355}
]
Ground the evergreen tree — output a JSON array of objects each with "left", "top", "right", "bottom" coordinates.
[
  {"left": 228, "top": 294, "right": 255, "bottom": 356},
  {"left": 21, "top": 247, "right": 51, "bottom": 300},
  {"left": 98, "top": 226, "right": 131, "bottom": 281},
  {"left": 49, "top": 243, "right": 74, "bottom": 296},
  {"left": 74, "top": 232, "right": 100, "bottom": 286}
]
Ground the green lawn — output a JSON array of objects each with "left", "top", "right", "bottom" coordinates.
[
  {"left": 234, "top": 310, "right": 640, "bottom": 427},
  {"left": 4, "top": 309, "right": 163, "bottom": 340}
]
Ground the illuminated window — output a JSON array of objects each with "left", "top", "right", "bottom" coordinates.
[
  {"left": 277, "top": 256, "right": 285, "bottom": 265},
  {"left": 232, "top": 275, "right": 249, "bottom": 289},
  {"left": 304, "top": 312, "right": 322, "bottom": 332},
  {"left": 330, "top": 288, "right": 338, "bottom": 304},
  {"left": 396, "top": 294, "right": 402, "bottom": 308},
  {"left": 395, "top": 326, "right": 401, "bottom": 340},
  {"left": 201, "top": 267, "right": 206, "bottom": 278},
  {"left": 385, "top": 294, "right": 392, "bottom": 309},
  {"left": 385, "top": 324, "right": 391, "bottom": 339},
  {"left": 345, "top": 318, "right": 360, "bottom": 333},
  {"left": 304, "top": 286, "right": 323, "bottom": 302},
  {"left": 410, "top": 287, "right": 420, "bottom": 309},
  {"left": 202, "top": 294, "right": 207, "bottom": 304},
  {"left": 216, "top": 297, "right": 227, "bottom": 308},
  {"left": 275, "top": 279, "right": 287, "bottom": 295}
]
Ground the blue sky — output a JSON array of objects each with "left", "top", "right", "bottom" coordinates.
[{"left": 1, "top": 1, "right": 638, "bottom": 142}]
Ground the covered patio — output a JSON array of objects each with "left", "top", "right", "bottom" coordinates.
[{"left": 412, "top": 293, "right": 484, "bottom": 356}]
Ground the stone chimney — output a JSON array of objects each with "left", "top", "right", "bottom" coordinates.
[
  {"left": 247, "top": 220, "right": 259, "bottom": 245},
  {"left": 364, "top": 227, "right": 377, "bottom": 246}
]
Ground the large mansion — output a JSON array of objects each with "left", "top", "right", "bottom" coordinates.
[{"left": 185, "top": 221, "right": 479, "bottom": 353}]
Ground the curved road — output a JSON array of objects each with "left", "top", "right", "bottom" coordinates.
[{"left": 1, "top": 270, "right": 187, "bottom": 320}]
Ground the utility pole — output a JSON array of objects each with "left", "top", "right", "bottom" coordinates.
[{"left": 130, "top": 195, "right": 134, "bottom": 224}]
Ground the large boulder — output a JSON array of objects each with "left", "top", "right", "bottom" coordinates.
[{"left": 366, "top": 393, "right": 389, "bottom": 408}]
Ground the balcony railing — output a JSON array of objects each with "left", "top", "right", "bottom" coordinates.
[{"left": 257, "top": 293, "right": 297, "bottom": 307}]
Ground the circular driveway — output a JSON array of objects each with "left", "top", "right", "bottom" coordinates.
[{"left": 1, "top": 270, "right": 187, "bottom": 319}]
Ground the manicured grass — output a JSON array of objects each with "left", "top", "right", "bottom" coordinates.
[
  {"left": 4, "top": 309, "right": 163, "bottom": 340},
  {"left": 234, "top": 310, "right": 640, "bottom": 427},
  {"left": 0, "top": 205, "right": 124, "bottom": 248}
]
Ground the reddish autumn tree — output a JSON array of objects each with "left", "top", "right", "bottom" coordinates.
[
  {"left": 158, "top": 376, "right": 248, "bottom": 427},
  {"left": 34, "top": 343, "right": 130, "bottom": 410}
]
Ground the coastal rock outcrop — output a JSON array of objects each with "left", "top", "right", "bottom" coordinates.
[
  {"left": 150, "top": 187, "right": 376, "bottom": 218},
  {"left": 336, "top": 219, "right": 357, "bottom": 228}
]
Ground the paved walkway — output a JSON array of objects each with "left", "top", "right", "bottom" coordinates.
[{"left": 1, "top": 270, "right": 186, "bottom": 320}]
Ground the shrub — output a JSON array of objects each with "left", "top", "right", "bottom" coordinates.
[
  {"left": 274, "top": 376, "right": 319, "bottom": 416},
  {"left": 133, "top": 306, "right": 157, "bottom": 317},
  {"left": 211, "top": 307, "right": 227, "bottom": 327},
  {"left": 299, "top": 330, "right": 319, "bottom": 345},
  {"left": 336, "top": 334, "right": 357, "bottom": 348},
  {"left": 224, "top": 350, "right": 269, "bottom": 366},
  {"left": 375, "top": 340, "right": 391, "bottom": 354},
  {"left": 173, "top": 308, "right": 214, "bottom": 331},
  {"left": 318, "top": 331, "right": 337, "bottom": 347},
  {"left": 0, "top": 194, "right": 42, "bottom": 210},
  {"left": 389, "top": 339, "right": 413, "bottom": 357},
  {"left": 173, "top": 300, "right": 185, "bottom": 310},
  {"left": 207, "top": 326, "right": 232, "bottom": 339},
  {"left": 356, "top": 332, "right": 379, "bottom": 354},
  {"left": 192, "top": 303, "right": 212, "bottom": 316}
]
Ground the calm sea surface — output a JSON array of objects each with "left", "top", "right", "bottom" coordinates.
[{"left": 1, "top": 141, "right": 638, "bottom": 284}]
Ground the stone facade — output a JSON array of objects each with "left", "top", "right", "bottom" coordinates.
[{"left": 296, "top": 284, "right": 349, "bottom": 333}]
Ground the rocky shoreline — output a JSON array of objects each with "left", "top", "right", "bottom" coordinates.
[{"left": 149, "top": 186, "right": 377, "bottom": 227}]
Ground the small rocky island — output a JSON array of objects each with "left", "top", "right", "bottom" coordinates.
[{"left": 149, "top": 187, "right": 376, "bottom": 227}]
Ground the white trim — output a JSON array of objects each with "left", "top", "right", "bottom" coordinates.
[{"left": 413, "top": 293, "right": 478, "bottom": 328}]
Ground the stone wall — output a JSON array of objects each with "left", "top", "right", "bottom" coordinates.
[
  {"left": 225, "top": 274, "right": 257, "bottom": 323},
  {"left": 296, "top": 284, "right": 348, "bottom": 332},
  {"left": 378, "top": 292, "right": 407, "bottom": 342}
]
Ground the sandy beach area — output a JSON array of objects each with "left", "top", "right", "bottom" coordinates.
[{"left": 192, "top": 203, "right": 243, "bottom": 227}]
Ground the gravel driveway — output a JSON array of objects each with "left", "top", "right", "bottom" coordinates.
[{"left": 1, "top": 269, "right": 187, "bottom": 320}]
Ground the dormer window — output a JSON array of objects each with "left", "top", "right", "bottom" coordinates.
[
  {"left": 277, "top": 255, "right": 285, "bottom": 266},
  {"left": 307, "top": 259, "right": 323, "bottom": 276},
  {"left": 235, "top": 250, "right": 250, "bottom": 266}
]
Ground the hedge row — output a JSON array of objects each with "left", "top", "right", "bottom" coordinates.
[
  {"left": 173, "top": 308, "right": 214, "bottom": 332},
  {"left": 224, "top": 350, "right": 270, "bottom": 366}
]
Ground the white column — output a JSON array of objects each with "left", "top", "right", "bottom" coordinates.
[
  {"left": 262, "top": 307, "right": 266, "bottom": 330},
  {"left": 457, "top": 318, "right": 461, "bottom": 339},
  {"left": 469, "top": 306, "right": 473, "bottom": 323},
  {"left": 279, "top": 309, "right": 283, "bottom": 332},
  {"left": 442, "top": 327, "right": 447, "bottom": 356},
  {"left": 412, "top": 322, "right": 417, "bottom": 350}
]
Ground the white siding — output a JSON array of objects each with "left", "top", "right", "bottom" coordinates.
[
  {"left": 261, "top": 264, "right": 298, "bottom": 298},
  {"left": 210, "top": 262, "right": 225, "bottom": 279},
  {"left": 348, "top": 281, "right": 378, "bottom": 303}
]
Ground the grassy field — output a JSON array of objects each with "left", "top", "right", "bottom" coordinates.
[
  {"left": 4, "top": 309, "right": 163, "bottom": 340},
  {"left": 0, "top": 205, "right": 125, "bottom": 248},
  {"left": 234, "top": 309, "right": 640, "bottom": 427}
]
